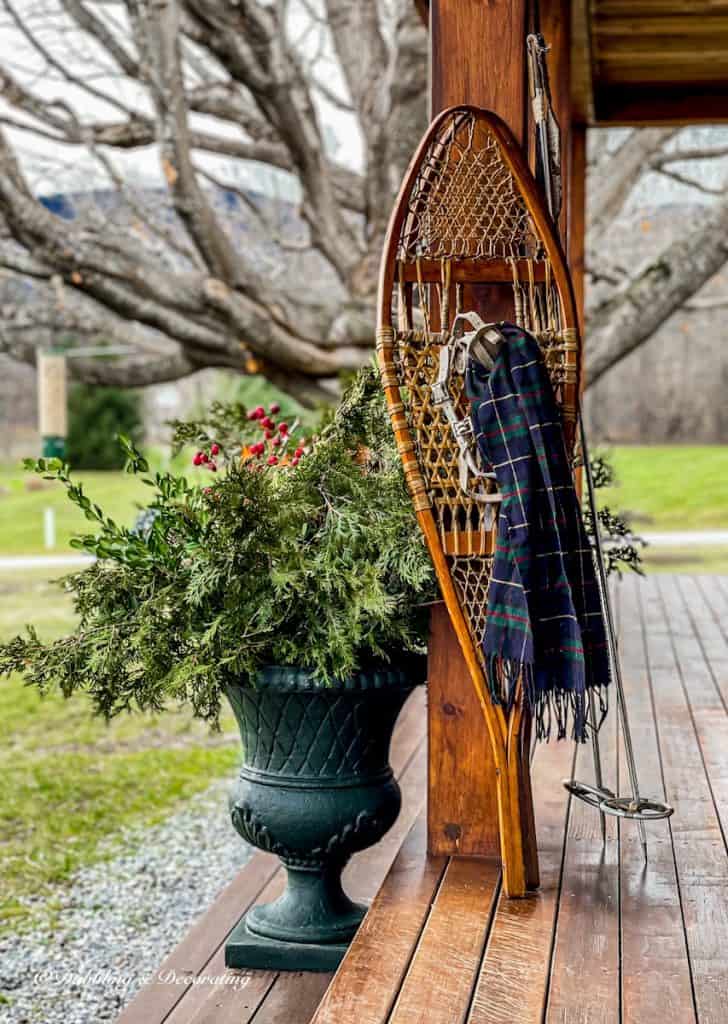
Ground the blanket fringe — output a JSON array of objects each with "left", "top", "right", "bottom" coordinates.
[{"left": 486, "top": 654, "right": 609, "bottom": 743}]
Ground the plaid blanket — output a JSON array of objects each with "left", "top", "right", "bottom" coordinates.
[{"left": 466, "top": 323, "right": 610, "bottom": 742}]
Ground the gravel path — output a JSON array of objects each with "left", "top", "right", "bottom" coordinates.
[{"left": 0, "top": 778, "right": 253, "bottom": 1024}]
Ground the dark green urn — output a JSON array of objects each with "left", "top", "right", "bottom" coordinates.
[{"left": 224, "top": 661, "right": 423, "bottom": 971}]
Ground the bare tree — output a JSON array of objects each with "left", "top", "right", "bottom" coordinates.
[
  {"left": 2, "top": 1, "right": 728, "bottom": 404},
  {"left": 0, "top": 0, "right": 426, "bottom": 403},
  {"left": 585, "top": 129, "right": 728, "bottom": 387}
]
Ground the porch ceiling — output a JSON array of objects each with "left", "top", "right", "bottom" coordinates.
[{"left": 418, "top": 1, "right": 728, "bottom": 126}]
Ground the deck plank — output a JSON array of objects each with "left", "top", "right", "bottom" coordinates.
[
  {"left": 388, "top": 856, "right": 500, "bottom": 1024},
  {"left": 641, "top": 575, "right": 728, "bottom": 1024},
  {"left": 244, "top": 972, "right": 333, "bottom": 1024},
  {"left": 619, "top": 574, "right": 696, "bottom": 1024},
  {"left": 113, "top": 852, "right": 280, "bottom": 1024},
  {"left": 544, "top": 596, "right": 620, "bottom": 1024},
  {"left": 309, "top": 814, "right": 446, "bottom": 1024},
  {"left": 466, "top": 734, "right": 573, "bottom": 1024}
]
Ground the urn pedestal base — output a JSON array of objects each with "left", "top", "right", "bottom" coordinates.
[
  {"left": 225, "top": 862, "right": 367, "bottom": 971},
  {"left": 226, "top": 917, "right": 350, "bottom": 972}
]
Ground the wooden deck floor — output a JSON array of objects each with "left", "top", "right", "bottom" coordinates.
[{"left": 117, "top": 574, "right": 728, "bottom": 1023}]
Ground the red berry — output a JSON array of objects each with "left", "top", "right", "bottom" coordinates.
[
  {"left": 251, "top": 442, "right": 264, "bottom": 456},
  {"left": 246, "top": 410, "right": 257, "bottom": 421},
  {"left": 294, "top": 447, "right": 304, "bottom": 458},
  {"left": 264, "top": 429, "right": 274, "bottom": 440},
  {"left": 204, "top": 487, "right": 213, "bottom": 495},
  {"left": 209, "top": 462, "right": 217, "bottom": 472},
  {"left": 254, "top": 405, "right": 265, "bottom": 419},
  {"left": 278, "top": 422, "right": 289, "bottom": 435},
  {"left": 267, "top": 455, "right": 278, "bottom": 466},
  {"left": 193, "top": 452, "right": 203, "bottom": 466},
  {"left": 211, "top": 443, "right": 220, "bottom": 456},
  {"left": 291, "top": 457, "right": 300, "bottom": 467},
  {"left": 200, "top": 452, "right": 209, "bottom": 463},
  {"left": 269, "top": 402, "right": 280, "bottom": 414},
  {"left": 272, "top": 436, "right": 282, "bottom": 448},
  {"left": 260, "top": 416, "right": 274, "bottom": 430}
]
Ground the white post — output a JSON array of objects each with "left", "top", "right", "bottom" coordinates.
[{"left": 43, "top": 507, "right": 56, "bottom": 550}]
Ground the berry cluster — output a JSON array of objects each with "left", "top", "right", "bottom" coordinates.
[
  {"left": 192, "top": 442, "right": 220, "bottom": 471},
  {"left": 245, "top": 403, "right": 306, "bottom": 468}
]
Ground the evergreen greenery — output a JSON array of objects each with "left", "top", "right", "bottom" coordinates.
[
  {"left": 0, "top": 368, "right": 436, "bottom": 725},
  {"left": 584, "top": 452, "right": 645, "bottom": 577},
  {"left": 0, "top": 366, "right": 641, "bottom": 727},
  {"left": 66, "top": 383, "right": 144, "bottom": 470}
]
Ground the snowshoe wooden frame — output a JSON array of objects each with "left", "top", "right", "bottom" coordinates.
[{"left": 376, "top": 105, "right": 581, "bottom": 897}]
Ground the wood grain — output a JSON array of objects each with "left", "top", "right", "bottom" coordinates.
[
  {"left": 641, "top": 574, "right": 728, "bottom": 1024},
  {"left": 249, "top": 973, "right": 334, "bottom": 1024},
  {"left": 113, "top": 852, "right": 280, "bottom": 1024},
  {"left": 544, "top": 596, "right": 620, "bottom": 1024},
  {"left": 430, "top": 0, "right": 528, "bottom": 143},
  {"left": 424, "top": 0, "right": 535, "bottom": 892},
  {"left": 539, "top": 0, "right": 573, "bottom": 243},
  {"left": 618, "top": 575, "right": 696, "bottom": 1023},
  {"left": 398, "top": 259, "right": 547, "bottom": 284},
  {"left": 467, "top": 729, "right": 574, "bottom": 1024},
  {"left": 388, "top": 856, "right": 500, "bottom": 1024},
  {"left": 427, "top": 603, "right": 500, "bottom": 858},
  {"left": 310, "top": 815, "right": 447, "bottom": 1024},
  {"left": 587, "top": 0, "right": 728, "bottom": 124}
]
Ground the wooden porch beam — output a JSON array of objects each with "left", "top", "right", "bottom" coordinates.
[
  {"left": 594, "top": 85, "right": 728, "bottom": 126},
  {"left": 571, "top": 0, "right": 595, "bottom": 124}
]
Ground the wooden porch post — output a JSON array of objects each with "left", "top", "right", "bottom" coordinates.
[
  {"left": 425, "top": 0, "right": 576, "bottom": 881},
  {"left": 426, "top": 0, "right": 529, "bottom": 865}
]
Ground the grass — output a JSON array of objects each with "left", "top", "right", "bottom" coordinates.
[
  {"left": 602, "top": 446, "right": 728, "bottom": 531},
  {"left": 0, "top": 570, "right": 238, "bottom": 936},
  {"left": 0, "top": 465, "right": 149, "bottom": 556},
  {"left": 0, "top": 449, "right": 228, "bottom": 556}
]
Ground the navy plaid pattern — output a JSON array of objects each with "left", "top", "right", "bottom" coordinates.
[{"left": 466, "top": 323, "right": 610, "bottom": 741}]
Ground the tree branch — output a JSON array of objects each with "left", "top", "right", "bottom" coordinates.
[
  {"left": 183, "top": 0, "right": 362, "bottom": 281},
  {"left": 589, "top": 128, "right": 677, "bottom": 239},
  {"left": 586, "top": 200, "right": 728, "bottom": 387}
]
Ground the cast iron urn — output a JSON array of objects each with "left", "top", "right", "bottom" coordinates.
[{"left": 224, "top": 661, "right": 423, "bottom": 971}]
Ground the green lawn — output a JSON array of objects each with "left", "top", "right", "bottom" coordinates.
[
  {"left": 0, "top": 450, "right": 224, "bottom": 555},
  {"left": 0, "top": 571, "right": 238, "bottom": 936},
  {"left": 603, "top": 446, "right": 728, "bottom": 531},
  {"left": 0, "top": 465, "right": 149, "bottom": 555}
]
